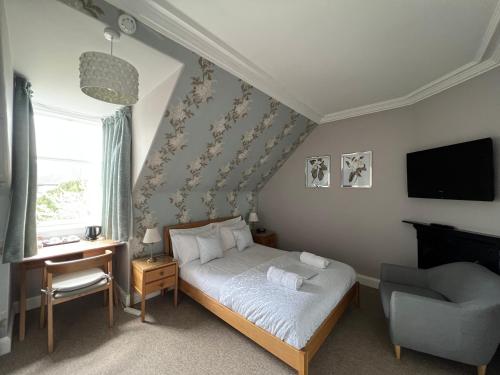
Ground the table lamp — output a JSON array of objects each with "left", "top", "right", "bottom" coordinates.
[
  {"left": 248, "top": 212, "right": 259, "bottom": 231},
  {"left": 143, "top": 227, "right": 161, "bottom": 263}
]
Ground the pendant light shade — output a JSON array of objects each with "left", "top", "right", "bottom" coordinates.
[
  {"left": 79, "top": 51, "right": 138, "bottom": 105},
  {"left": 79, "top": 28, "right": 139, "bottom": 105}
]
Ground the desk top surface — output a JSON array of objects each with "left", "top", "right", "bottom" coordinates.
[{"left": 22, "top": 240, "right": 125, "bottom": 263}]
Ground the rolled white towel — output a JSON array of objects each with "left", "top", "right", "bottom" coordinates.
[
  {"left": 300, "top": 252, "right": 330, "bottom": 269},
  {"left": 267, "top": 266, "right": 303, "bottom": 290}
]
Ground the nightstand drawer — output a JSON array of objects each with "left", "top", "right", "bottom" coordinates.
[
  {"left": 252, "top": 231, "right": 277, "bottom": 248},
  {"left": 145, "top": 275, "right": 176, "bottom": 294},
  {"left": 145, "top": 264, "right": 176, "bottom": 283}
]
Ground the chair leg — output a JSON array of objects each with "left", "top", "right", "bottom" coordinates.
[
  {"left": 113, "top": 283, "right": 118, "bottom": 306},
  {"left": 47, "top": 296, "right": 54, "bottom": 353},
  {"left": 103, "top": 263, "right": 109, "bottom": 306},
  {"left": 39, "top": 292, "right": 46, "bottom": 328},
  {"left": 40, "top": 269, "right": 47, "bottom": 328},
  {"left": 108, "top": 283, "right": 114, "bottom": 328},
  {"left": 394, "top": 345, "right": 401, "bottom": 360},
  {"left": 477, "top": 365, "right": 487, "bottom": 375}
]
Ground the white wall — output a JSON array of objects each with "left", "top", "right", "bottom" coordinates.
[
  {"left": 259, "top": 66, "right": 500, "bottom": 279},
  {"left": 132, "top": 66, "right": 183, "bottom": 188}
]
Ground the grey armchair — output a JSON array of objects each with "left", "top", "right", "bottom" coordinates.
[{"left": 380, "top": 262, "right": 500, "bottom": 375}]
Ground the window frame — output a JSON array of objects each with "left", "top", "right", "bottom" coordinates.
[{"left": 33, "top": 103, "right": 103, "bottom": 238}]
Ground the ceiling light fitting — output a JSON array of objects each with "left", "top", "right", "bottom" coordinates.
[{"left": 118, "top": 14, "right": 137, "bottom": 35}]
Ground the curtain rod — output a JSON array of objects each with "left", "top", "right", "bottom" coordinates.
[{"left": 32, "top": 102, "right": 106, "bottom": 123}]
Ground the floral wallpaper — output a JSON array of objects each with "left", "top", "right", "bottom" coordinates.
[{"left": 59, "top": 0, "right": 317, "bottom": 257}]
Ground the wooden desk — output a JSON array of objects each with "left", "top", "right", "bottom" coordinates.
[{"left": 19, "top": 240, "right": 125, "bottom": 341}]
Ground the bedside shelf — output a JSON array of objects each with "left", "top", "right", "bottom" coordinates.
[{"left": 131, "top": 256, "right": 178, "bottom": 322}]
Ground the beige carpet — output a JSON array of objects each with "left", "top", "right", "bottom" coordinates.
[{"left": 0, "top": 286, "right": 498, "bottom": 375}]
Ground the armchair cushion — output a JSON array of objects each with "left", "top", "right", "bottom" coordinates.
[
  {"left": 52, "top": 267, "right": 107, "bottom": 293},
  {"left": 380, "top": 281, "right": 446, "bottom": 318},
  {"left": 428, "top": 262, "right": 500, "bottom": 305},
  {"left": 53, "top": 278, "right": 108, "bottom": 299}
]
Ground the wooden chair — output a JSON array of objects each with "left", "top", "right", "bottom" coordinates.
[{"left": 39, "top": 250, "right": 114, "bottom": 353}]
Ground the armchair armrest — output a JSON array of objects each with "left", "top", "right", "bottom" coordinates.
[
  {"left": 389, "top": 292, "right": 462, "bottom": 353},
  {"left": 380, "top": 263, "right": 427, "bottom": 288},
  {"left": 389, "top": 293, "right": 500, "bottom": 366}
]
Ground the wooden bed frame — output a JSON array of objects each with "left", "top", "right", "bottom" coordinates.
[{"left": 163, "top": 218, "right": 359, "bottom": 375}]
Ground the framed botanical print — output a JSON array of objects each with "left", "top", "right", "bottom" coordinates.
[
  {"left": 305, "top": 155, "right": 330, "bottom": 188},
  {"left": 341, "top": 151, "right": 372, "bottom": 188}
]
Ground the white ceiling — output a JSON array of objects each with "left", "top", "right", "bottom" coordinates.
[
  {"left": 110, "top": 0, "right": 500, "bottom": 123},
  {"left": 5, "top": 0, "right": 182, "bottom": 118}
]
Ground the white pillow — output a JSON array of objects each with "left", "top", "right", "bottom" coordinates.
[
  {"left": 232, "top": 225, "right": 254, "bottom": 251},
  {"left": 196, "top": 232, "right": 224, "bottom": 264},
  {"left": 170, "top": 234, "right": 200, "bottom": 267},
  {"left": 170, "top": 223, "right": 214, "bottom": 237},
  {"left": 170, "top": 224, "right": 215, "bottom": 267},
  {"left": 217, "top": 216, "right": 242, "bottom": 227},
  {"left": 220, "top": 220, "right": 246, "bottom": 251}
]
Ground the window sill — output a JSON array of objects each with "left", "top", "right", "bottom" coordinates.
[{"left": 37, "top": 225, "right": 86, "bottom": 239}]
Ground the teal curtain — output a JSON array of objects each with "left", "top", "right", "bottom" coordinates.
[
  {"left": 3, "top": 76, "right": 37, "bottom": 263},
  {"left": 101, "top": 107, "right": 131, "bottom": 241}
]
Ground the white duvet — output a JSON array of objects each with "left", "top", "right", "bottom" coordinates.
[{"left": 180, "top": 245, "right": 356, "bottom": 349}]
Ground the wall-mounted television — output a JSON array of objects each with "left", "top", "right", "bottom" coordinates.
[{"left": 406, "top": 138, "right": 495, "bottom": 201}]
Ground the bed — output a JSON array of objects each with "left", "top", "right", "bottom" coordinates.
[{"left": 163, "top": 218, "right": 359, "bottom": 375}]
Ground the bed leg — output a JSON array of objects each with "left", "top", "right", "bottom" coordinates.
[
  {"left": 354, "top": 282, "right": 360, "bottom": 308},
  {"left": 394, "top": 345, "right": 401, "bottom": 360},
  {"left": 297, "top": 351, "right": 308, "bottom": 375}
]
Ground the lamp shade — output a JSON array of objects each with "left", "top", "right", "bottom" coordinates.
[
  {"left": 248, "top": 212, "right": 259, "bottom": 223},
  {"left": 143, "top": 227, "right": 161, "bottom": 244},
  {"left": 79, "top": 51, "right": 139, "bottom": 105}
]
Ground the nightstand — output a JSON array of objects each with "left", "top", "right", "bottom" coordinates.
[
  {"left": 252, "top": 230, "right": 278, "bottom": 248},
  {"left": 131, "top": 256, "right": 178, "bottom": 322}
]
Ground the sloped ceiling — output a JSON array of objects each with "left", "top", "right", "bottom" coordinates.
[
  {"left": 5, "top": 0, "right": 181, "bottom": 118},
  {"left": 58, "top": 0, "right": 316, "bottom": 257},
  {"left": 108, "top": 0, "right": 500, "bottom": 123}
]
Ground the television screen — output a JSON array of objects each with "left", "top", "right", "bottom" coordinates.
[{"left": 407, "top": 138, "right": 494, "bottom": 201}]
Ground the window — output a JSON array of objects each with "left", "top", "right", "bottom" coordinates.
[{"left": 35, "top": 108, "right": 102, "bottom": 236}]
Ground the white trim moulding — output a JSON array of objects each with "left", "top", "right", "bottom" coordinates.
[
  {"left": 107, "top": 0, "right": 500, "bottom": 125},
  {"left": 357, "top": 274, "right": 380, "bottom": 290}
]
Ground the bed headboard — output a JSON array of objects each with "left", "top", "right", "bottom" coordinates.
[{"left": 163, "top": 217, "right": 235, "bottom": 256}]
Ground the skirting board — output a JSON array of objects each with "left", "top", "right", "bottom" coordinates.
[
  {"left": 12, "top": 284, "right": 162, "bottom": 314},
  {"left": 357, "top": 274, "right": 380, "bottom": 289}
]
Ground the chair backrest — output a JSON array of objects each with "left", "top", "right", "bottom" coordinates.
[
  {"left": 45, "top": 250, "right": 113, "bottom": 275},
  {"left": 428, "top": 262, "right": 500, "bottom": 305}
]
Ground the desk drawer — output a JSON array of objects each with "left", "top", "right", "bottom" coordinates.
[
  {"left": 145, "top": 276, "right": 176, "bottom": 294},
  {"left": 145, "top": 264, "right": 176, "bottom": 283}
]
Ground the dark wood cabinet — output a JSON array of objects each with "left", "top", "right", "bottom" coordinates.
[
  {"left": 252, "top": 230, "right": 278, "bottom": 248},
  {"left": 404, "top": 220, "right": 500, "bottom": 274}
]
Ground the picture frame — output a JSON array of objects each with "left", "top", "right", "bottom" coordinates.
[
  {"left": 341, "top": 151, "right": 372, "bottom": 188},
  {"left": 305, "top": 155, "right": 330, "bottom": 188}
]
